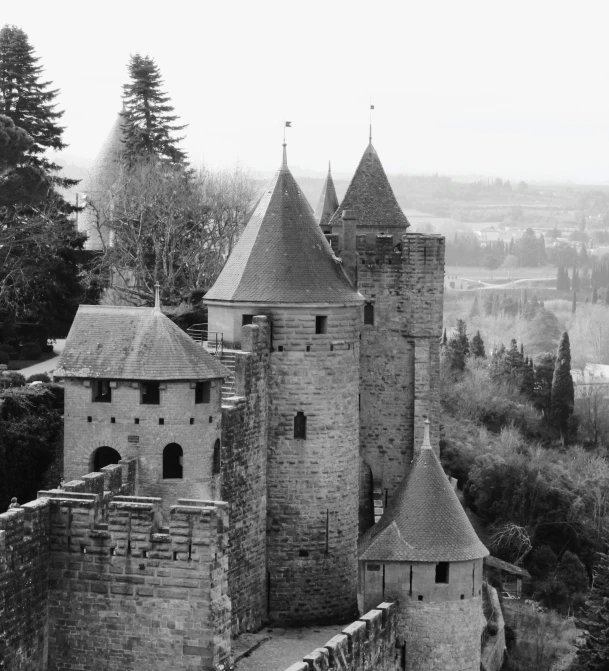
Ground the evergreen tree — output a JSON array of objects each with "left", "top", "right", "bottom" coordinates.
[
  {"left": 441, "top": 328, "right": 448, "bottom": 348},
  {"left": 447, "top": 319, "right": 470, "bottom": 372},
  {"left": 576, "top": 551, "right": 609, "bottom": 670},
  {"left": 122, "top": 54, "right": 187, "bottom": 164},
  {"left": 551, "top": 331, "right": 576, "bottom": 445},
  {"left": 533, "top": 353, "right": 556, "bottom": 419},
  {"left": 0, "top": 25, "right": 73, "bottom": 186},
  {"left": 471, "top": 330, "right": 486, "bottom": 358}
]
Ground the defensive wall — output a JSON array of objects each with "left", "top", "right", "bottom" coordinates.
[
  {"left": 283, "top": 602, "right": 402, "bottom": 671},
  {"left": 0, "top": 459, "right": 230, "bottom": 671},
  {"left": 480, "top": 583, "right": 506, "bottom": 671}
]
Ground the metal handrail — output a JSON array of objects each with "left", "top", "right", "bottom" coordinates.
[{"left": 186, "top": 324, "right": 223, "bottom": 357}]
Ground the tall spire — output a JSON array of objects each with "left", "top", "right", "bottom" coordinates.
[{"left": 315, "top": 160, "right": 340, "bottom": 231}]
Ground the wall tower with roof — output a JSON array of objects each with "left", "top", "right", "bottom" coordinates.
[
  {"left": 205, "top": 145, "right": 363, "bottom": 624},
  {"left": 327, "top": 141, "right": 444, "bottom": 528},
  {"left": 358, "top": 421, "right": 489, "bottom": 670},
  {"left": 315, "top": 161, "right": 340, "bottom": 234}
]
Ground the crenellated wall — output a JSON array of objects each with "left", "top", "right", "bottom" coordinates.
[
  {"left": 283, "top": 602, "right": 401, "bottom": 671},
  {"left": 220, "top": 317, "right": 270, "bottom": 635},
  {"left": 0, "top": 459, "right": 230, "bottom": 671}
]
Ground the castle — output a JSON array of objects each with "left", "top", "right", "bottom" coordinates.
[{"left": 0, "top": 125, "right": 492, "bottom": 671}]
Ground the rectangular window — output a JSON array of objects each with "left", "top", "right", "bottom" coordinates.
[
  {"left": 364, "top": 302, "right": 374, "bottom": 325},
  {"left": 315, "top": 315, "right": 328, "bottom": 334},
  {"left": 140, "top": 381, "right": 160, "bottom": 405},
  {"left": 435, "top": 562, "right": 449, "bottom": 584},
  {"left": 242, "top": 314, "right": 254, "bottom": 326},
  {"left": 195, "top": 381, "right": 211, "bottom": 404},
  {"left": 294, "top": 411, "right": 307, "bottom": 439},
  {"left": 92, "top": 379, "right": 112, "bottom": 403}
]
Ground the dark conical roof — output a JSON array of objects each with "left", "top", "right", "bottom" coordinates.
[
  {"left": 81, "top": 112, "right": 125, "bottom": 196},
  {"left": 315, "top": 162, "right": 339, "bottom": 229},
  {"left": 359, "top": 423, "right": 488, "bottom": 562},
  {"left": 205, "top": 148, "right": 362, "bottom": 305},
  {"left": 328, "top": 143, "right": 409, "bottom": 231}
]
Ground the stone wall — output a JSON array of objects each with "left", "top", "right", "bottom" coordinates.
[
  {"left": 0, "top": 460, "right": 230, "bottom": 671},
  {"left": 283, "top": 602, "right": 401, "bottom": 671},
  {"left": 63, "top": 375, "right": 223, "bottom": 515},
  {"left": 266, "top": 305, "right": 360, "bottom": 624},
  {"left": 220, "top": 317, "right": 270, "bottom": 635},
  {"left": 481, "top": 584, "right": 506, "bottom": 671},
  {"left": 0, "top": 498, "right": 51, "bottom": 671}
]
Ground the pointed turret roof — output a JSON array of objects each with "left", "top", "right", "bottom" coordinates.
[
  {"left": 359, "top": 422, "right": 488, "bottom": 563},
  {"left": 55, "top": 305, "right": 228, "bottom": 381},
  {"left": 315, "top": 162, "right": 339, "bottom": 229},
  {"left": 204, "top": 147, "right": 362, "bottom": 305},
  {"left": 328, "top": 142, "right": 409, "bottom": 231},
  {"left": 81, "top": 111, "right": 125, "bottom": 197}
]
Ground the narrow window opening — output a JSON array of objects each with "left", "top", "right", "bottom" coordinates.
[
  {"left": 460, "top": 594, "right": 465, "bottom": 600},
  {"left": 87, "top": 416, "right": 92, "bottom": 423},
  {"left": 294, "top": 412, "right": 307, "bottom": 440},
  {"left": 209, "top": 416, "right": 213, "bottom": 423},
  {"left": 134, "top": 418, "right": 139, "bottom": 425},
  {"left": 299, "top": 549, "right": 309, "bottom": 557},
  {"left": 142, "top": 550, "right": 148, "bottom": 559},
  {"left": 127, "top": 540, "right": 132, "bottom": 556},
  {"left": 110, "top": 417, "right": 116, "bottom": 424},
  {"left": 418, "top": 595, "right": 423, "bottom": 601},
  {"left": 158, "top": 418, "right": 164, "bottom": 425},
  {"left": 163, "top": 443, "right": 183, "bottom": 479},
  {"left": 80, "top": 545, "right": 86, "bottom": 554},
  {"left": 111, "top": 547, "right": 116, "bottom": 556},
  {"left": 382, "top": 564, "right": 386, "bottom": 597},
  {"left": 173, "top": 551, "right": 178, "bottom": 561},
  {"left": 278, "top": 345, "right": 284, "bottom": 352},
  {"left": 435, "top": 561, "right": 449, "bottom": 584},
  {"left": 141, "top": 381, "right": 160, "bottom": 405},
  {"left": 401, "top": 644, "right": 406, "bottom": 671},
  {"left": 92, "top": 379, "right": 112, "bottom": 403},
  {"left": 364, "top": 302, "right": 374, "bottom": 325},
  {"left": 330, "top": 344, "right": 334, "bottom": 351},
  {"left": 188, "top": 544, "right": 192, "bottom": 561},
  {"left": 409, "top": 565, "right": 413, "bottom": 596},
  {"left": 306, "top": 345, "right": 311, "bottom": 352},
  {"left": 212, "top": 439, "right": 221, "bottom": 475},
  {"left": 472, "top": 564, "right": 475, "bottom": 596},
  {"left": 315, "top": 315, "right": 328, "bottom": 334},
  {"left": 190, "top": 418, "right": 194, "bottom": 425},
  {"left": 242, "top": 314, "right": 254, "bottom": 327},
  {"left": 325, "top": 509, "right": 329, "bottom": 554},
  {"left": 195, "top": 381, "right": 211, "bottom": 404}
]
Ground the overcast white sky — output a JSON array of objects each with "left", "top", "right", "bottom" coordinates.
[{"left": 4, "top": 0, "right": 609, "bottom": 182}]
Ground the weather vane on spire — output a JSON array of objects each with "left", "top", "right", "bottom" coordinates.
[
  {"left": 283, "top": 121, "right": 292, "bottom": 145},
  {"left": 282, "top": 121, "right": 291, "bottom": 168},
  {"left": 369, "top": 100, "right": 374, "bottom": 143}
]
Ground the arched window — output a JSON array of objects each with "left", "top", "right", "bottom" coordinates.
[
  {"left": 213, "top": 439, "right": 221, "bottom": 475},
  {"left": 364, "top": 302, "right": 374, "bottom": 325},
  {"left": 163, "top": 443, "right": 183, "bottom": 479},
  {"left": 92, "top": 446, "right": 121, "bottom": 472}
]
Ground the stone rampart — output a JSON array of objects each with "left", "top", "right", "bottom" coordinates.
[
  {"left": 283, "top": 602, "right": 401, "bottom": 671},
  {"left": 221, "top": 317, "right": 270, "bottom": 635},
  {"left": 481, "top": 584, "right": 506, "bottom": 671}
]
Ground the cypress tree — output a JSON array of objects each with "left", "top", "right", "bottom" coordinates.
[
  {"left": 0, "top": 25, "right": 73, "bottom": 186},
  {"left": 471, "top": 330, "right": 486, "bottom": 358},
  {"left": 551, "top": 331, "right": 576, "bottom": 445},
  {"left": 447, "top": 319, "right": 470, "bottom": 372},
  {"left": 122, "top": 54, "right": 187, "bottom": 164}
]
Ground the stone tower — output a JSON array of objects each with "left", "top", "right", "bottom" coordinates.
[
  {"left": 77, "top": 111, "right": 125, "bottom": 250},
  {"left": 358, "top": 421, "right": 489, "bottom": 671},
  {"left": 315, "top": 161, "right": 339, "bottom": 233},
  {"left": 205, "top": 145, "right": 364, "bottom": 624},
  {"left": 327, "top": 141, "right": 444, "bottom": 526}
]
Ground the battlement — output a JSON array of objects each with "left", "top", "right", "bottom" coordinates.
[{"left": 283, "top": 602, "right": 400, "bottom": 671}]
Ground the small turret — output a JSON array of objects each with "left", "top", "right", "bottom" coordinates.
[{"left": 315, "top": 161, "right": 339, "bottom": 234}]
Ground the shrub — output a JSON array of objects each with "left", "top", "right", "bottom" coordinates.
[
  {"left": 0, "top": 372, "right": 26, "bottom": 388},
  {"left": 26, "top": 373, "right": 50, "bottom": 384},
  {"left": 0, "top": 344, "right": 17, "bottom": 359},
  {"left": 20, "top": 342, "right": 42, "bottom": 360},
  {"left": 0, "top": 352, "right": 9, "bottom": 365},
  {"left": 486, "top": 620, "right": 499, "bottom": 636}
]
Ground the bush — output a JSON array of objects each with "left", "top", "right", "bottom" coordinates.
[
  {"left": 486, "top": 620, "right": 499, "bottom": 636},
  {"left": 0, "top": 372, "right": 26, "bottom": 388},
  {"left": 0, "top": 344, "right": 17, "bottom": 359},
  {"left": 20, "top": 342, "right": 42, "bottom": 360},
  {"left": 26, "top": 373, "right": 50, "bottom": 384},
  {"left": 0, "top": 352, "right": 9, "bottom": 365}
]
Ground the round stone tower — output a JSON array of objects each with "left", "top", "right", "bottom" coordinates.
[
  {"left": 205, "top": 145, "right": 364, "bottom": 624},
  {"left": 358, "top": 421, "right": 489, "bottom": 671}
]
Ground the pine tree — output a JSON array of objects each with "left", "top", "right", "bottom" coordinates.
[
  {"left": 551, "top": 331, "right": 576, "bottom": 445},
  {"left": 122, "top": 54, "right": 187, "bottom": 164},
  {"left": 471, "top": 330, "right": 486, "bottom": 358},
  {"left": 447, "top": 319, "right": 470, "bottom": 372},
  {"left": 0, "top": 25, "right": 73, "bottom": 186}
]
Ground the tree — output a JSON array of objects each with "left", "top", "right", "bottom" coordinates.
[
  {"left": 551, "top": 331, "right": 576, "bottom": 445},
  {"left": 446, "top": 319, "right": 470, "bottom": 372},
  {"left": 522, "top": 308, "right": 561, "bottom": 357},
  {"left": 0, "top": 25, "right": 73, "bottom": 187},
  {"left": 89, "top": 158, "right": 255, "bottom": 305},
  {"left": 576, "top": 550, "right": 609, "bottom": 670},
  {"left": 122, "top": 54, "right": 187, "bottom": 164},
  {"left": 471, "top": 330, "right": 486, "bottom": 358},
  {"left": 533, "top": 353, "right": 556, "bottom": 419},
  {"left": 576, "top": 385, "right": 609, "bottom": 446}
]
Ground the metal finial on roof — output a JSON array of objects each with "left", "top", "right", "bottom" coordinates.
[
  {"left": 154, "top": 282, "right": 161, "bottom": 313},
  {"left": 421, "top": 418, "right": 432, "bottom": 450},
  {"left": 328, "top": 160, "right": 331, "bottom": 173},
  {"left": 369, "top": 100, "right": 374, "bottom": 144},
  {"left": 282, "top": 142, "right": 288, "bottom": 170}
]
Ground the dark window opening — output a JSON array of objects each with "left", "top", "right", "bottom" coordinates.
[
  {"left": 460, "top": 594, "right": 465, "bottom": 600},
  {"left": 159, "top": 418, "right": 164, "bottom": 425},
  {"left": 242, "top": 314, "right": 254, "bottom": 326},
  {"left": 299, "top": 549, "right": 309, "bottom": 557},
  {"left": 278, "top": 345, "right": 284, "bottom": 352},
  {"left": 87, "top": 416, "right": 92, "bottom": 423},
  {"left": 190, "top": 418, "right": 194, "bottom": 425},
  {"left": 134, "top": 418, "right": 139, "bottom": 425},
  {"left": 212, "top": 439, "right": 221, "bottom": 475},
  {"left": 93, "top": 446, "right": 121, "bottom": 472},
  {"left": 418, "top": 595, "right": 423, "bottom": 601},
  {"left": 306, "top": 345, "right": 311, "bottom": 352},
  {"left": 315, "top": 315, "right": 328, "bottom": 334},
  {"left": 195, "top": 381, "right": 211, "bottom": 404},
  {"left": 209, "top": 416, "right": 213, "bottom": 424},
  {"left": 141, "top": 381, "right": 160, "bottom": 405},
  {"left": 435, "top": 561, "right": 449, "bottom": 584},
  {"left": 110, "top": 417, "right": 115, "bottom": 424},
  {"left": 409, "top": 565, "right": 413, "bottom": 596},
  {"left": 294, "top": 412, "right": 307, "bottom": 440},
  {"left": 92, "top": 379, "right": 112, "bottom": 403},
  {"left": 364, "top": 302, "right": 374, "bottom": 325},
  {"left": 367, "top": 564, "right": 381, "bottom": 572},
  {"left": 163, "top": 443, "right": 183, "bottom": 479}
]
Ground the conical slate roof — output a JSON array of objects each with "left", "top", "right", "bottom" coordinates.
[
  {"left": 81, "top": 111, "right": 125, "bottom": 197},
  {"left": 315, "top": 162, "right": 339, "bottom": 229},
  {"left": 55, "top": 305, "right": 228, "bottom": 381},
  {"left": 205, "top": 148, "right": 362, "bottom": 305},
  {"left": 359, "top": 423, "right": 488, "bottom": 562},
  {"left": 328, "top": 143, "right": 409, "bottom": 231}
]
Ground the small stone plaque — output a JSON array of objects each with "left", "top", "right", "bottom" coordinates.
[{"left": 127, "top": 435, "right": 139, "bottom": 443}]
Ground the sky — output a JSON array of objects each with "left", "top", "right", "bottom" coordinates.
[{"left": 4, "top": 0, "right": 609, "bottom": 182}]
